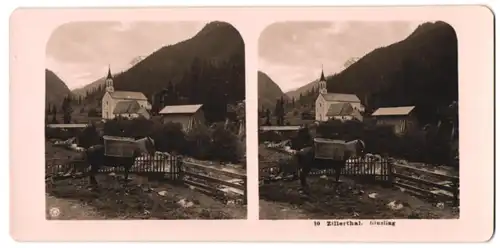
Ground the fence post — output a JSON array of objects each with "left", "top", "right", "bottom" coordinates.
[
  {"left": 176, "top": 155, "right": 184, "bottom": 184},
  {"left": 387, "top": 158, "right": 394, "bottom": 187}
]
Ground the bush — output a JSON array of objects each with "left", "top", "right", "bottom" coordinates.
[
  {"left": 45, "top": 127, "right": 73, "bottom": 140},
  {"left": 88, "top": 108, "right": 98, "bottom": 117},
  {"left": 210, "top": 124, "right": 241, "bottom": 163},
  {"left": 152, "top": 122, "right": 187, "bottom": 154},
  {"left": 185, "top": 123, "right": 212, "bottom": 160},
  {"left": 77, "top": 124, "right": 101, "bottom": 148},
  {"left": 103, "top": 118, "right": 154, "bottom": 138}
]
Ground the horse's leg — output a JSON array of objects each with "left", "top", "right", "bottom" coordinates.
[
  {"left": 89, "top": 164, "right": 99, "bottom": 189},
  {"left": 299, "top": 166, "right": 311, "bottom": 195},
  {"left": 335, "top": 167, "right": 341, "bottom": 183},
  {"left": 123, "top": 165, "right": 131, "bottom": 185}
]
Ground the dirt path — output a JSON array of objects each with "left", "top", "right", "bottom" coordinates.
[
  {"left": 46, "top": 194, "right": 106, "bottom": 220},
  {"left": 46, "top": 173, "right": 246, "bottom": 220},
  {"left": 259, "top": 176, "right": 459, "bottom": 220}
]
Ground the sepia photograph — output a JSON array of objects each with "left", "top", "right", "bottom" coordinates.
[
  {"left": 44, "top": 21, "right": 247, "bottom": 220},
  {"left": 258, "top": 21, "right": 459, "bottom": 220}
]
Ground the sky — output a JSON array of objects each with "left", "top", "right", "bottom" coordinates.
[
  {"left": 46, "top": 21, "right": 206, "bottom": 90},
  {"left": 258, "top": 21, "right": 422, "bottom": 93}
]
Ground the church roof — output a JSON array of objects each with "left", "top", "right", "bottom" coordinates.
[
  {"left": 320, "top": 93, "right": 360, "bottom": 103},
  {"left": 109, "top": 91, "right": 148, "bottom": 100},
  {"left": 113, "top": 100, "right": 141, "bottom": 115},
  {"left": 159, "top": 104, "right": 203, "bottom": 115},
  {"left": 326, "top": 103, "right": 353, "bottom": 116}
]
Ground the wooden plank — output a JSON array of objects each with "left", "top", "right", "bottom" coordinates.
[
  {"left": 183, "top": 178, "right": 222, "bottom": 196},
  {"left": 394, "top": 181, "right": 438, "bottom": 197},
  {"left": 183, "top": 171, "right": 246, "bottom": 191},
  {"left": 393, "top": 172, "right": 456, "bottom": 192},
  {"left": 394, "top": 181, "right": 455, "bottom": 200},
  {"left": 182, "top": 161, "right": 246, "bottom": 180},
  {"left": 393, "top": 163, "right": 459, "bottom": 180}
]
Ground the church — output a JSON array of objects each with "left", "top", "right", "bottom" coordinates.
[
  {"left": 101, "top": 67, "right": 151, "bottom": 120},
  {"left": 314, "top": 67, "right": 364, "bottom": 122}
]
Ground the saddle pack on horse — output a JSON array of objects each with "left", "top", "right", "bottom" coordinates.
[
  {"left": 313, "top": 137, "right": 347, "bottom": 160},
  {"left": 103, "top": 135, "right": 137, "bottom": 158}
]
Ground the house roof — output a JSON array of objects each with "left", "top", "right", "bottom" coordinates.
[
  {"left": 372, "top": 106, "right": 415, "bottom": 116},
  {"left": 109, "top": 91, "right": 148, "bottom": 101},
  {"left": 326, "top": 103, "right": 353, "bottom": 116},
  {"left": 321, "top": 93, "right": 360, "bottom": 103},
  {"left": 46, "top": 124, "right": 89, "bottom": 129},
  {"left": 259, "top": 126, "right": 302, "bottom": 131},
  {"left": 159, "top": 104, "right": 203, "bottom": 115},
  {"left": 113, "top": 100, "right": 141, "bottom": 114}
]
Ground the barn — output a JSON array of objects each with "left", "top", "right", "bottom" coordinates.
[{"left": 158, "top": 104, "right": 205, "bottom": 132}]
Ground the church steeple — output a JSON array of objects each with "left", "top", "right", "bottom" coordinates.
[
  {"left": 318, "top": 65, "right": 327, "bottom": 94},
  {"left": 106, "top": 65, "right": 113, "bottom": 80},
  {"left": 105, "top": 65, "right": 114, "bottom": 92}
]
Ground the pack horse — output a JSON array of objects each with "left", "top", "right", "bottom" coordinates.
[
  {"left": 291, "top": 127, "right": 366, "bottom": 194},
  {"left": 85, "top": 135, "right": 156, "bottom": 188}
]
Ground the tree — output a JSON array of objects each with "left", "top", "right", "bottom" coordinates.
[
  {"left": 265, "top": 108, "right": 271, "bottom": 125},
  {"left": 274, "top": 96, "right": 285, "bottom": 126},
  {"left": 61, "top": 95, "right": 73, "bottom": 124}
]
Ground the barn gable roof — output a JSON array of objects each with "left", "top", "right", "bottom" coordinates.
[
  {"left": 159, "top": 104, "right": 203, "bottom": 115},
  {"left": 372, "top": 106, "right": 415, "bottom": 116}
]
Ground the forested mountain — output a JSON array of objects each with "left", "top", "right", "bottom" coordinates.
[
  {"left": 45, "top": 69, "right": 71, "bottom": 107},
  {"left": 286, "top": 21, "right": 457, "bottom": 125},
  {"left": 80, "top": 21, "right": 245, "bottom": 123},
  {"left": 258, "top": 71, "right": 289, "bottom": 109}
]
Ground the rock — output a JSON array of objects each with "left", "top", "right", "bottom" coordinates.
[
  {"left": 436, "top": 202, "right": 445, "bottom": 209},
  {"left": 387, "top": 200, "right": 404, "bottom": 210},
  {"left": 177, "top": 199, "right": 194, "bottom": 208},
  {"left": 368, "top": 193, "right": 378, "bottom": 199}
]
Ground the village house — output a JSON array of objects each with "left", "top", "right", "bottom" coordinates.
[
  {"left": 101, "top": 67, "right": 152, "bottom": 120},
  {"left": 314, "top": 68, "right": 364, "bottom": 122},
  {"left": 158, "top": 104, "right": 205, "bottom": 132},
  {"left": 326, "top": 102, "right": 363, "bottom": 122},
  {"left": 371, "top": 106, "right": 418, "bottom": 135}
]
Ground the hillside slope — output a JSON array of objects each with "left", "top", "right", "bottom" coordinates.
[
  {"left": 82, "top": 21, "right": 245, "bottom": 123},
  {"left": 286, "top": 21, "right": 457, "bottom": 124},
  {"left": 46, "top": 69, "right": 71, "bottom": 106},
  {"left": 258, "top": 71, "right": 289, "bottom": 109},
  {"left": 71, "top": 56, "right": 145, "bottom": 97}
]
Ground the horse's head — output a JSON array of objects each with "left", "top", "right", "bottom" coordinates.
[
  {"left": 355, "top": 139, "right": 366, "bottom": 157},
  {"left": 144, "top": 136, "right": 156, "bottom": 156}
]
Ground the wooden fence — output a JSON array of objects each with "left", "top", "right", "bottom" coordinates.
[
  {"left": 181, "top": 161, "right": 247, "bottom": 204},
  {"left": 260, "top": 146, "right": 459, "bottom": 206},
  {"left": 45, "top": 154, "right": 246, "bottom": 204},
  {"left": 260, "top": 146, "right": 391, "bottom": 183},
  {"left": 392, "top": 163, "right": 459, "bottom": 206}
]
